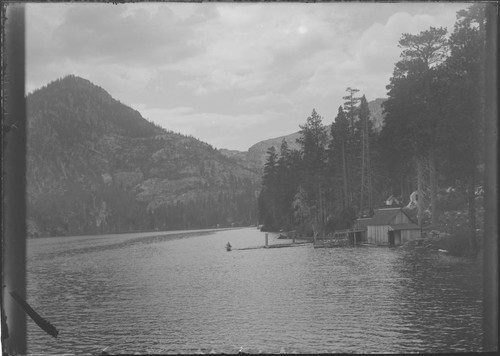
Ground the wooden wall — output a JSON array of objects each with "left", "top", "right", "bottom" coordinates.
[
  {"left": 401, "top": 229, "right": 421, "bottom": 243},
  {"left": 367, "top": 226, "right": 420, "bottom": 245},
  {"left": 367, "top": 225, "right": 390, "bottom": 245},
  {"left": 365, "top": 210, "right": 419, "bottom": 245}
]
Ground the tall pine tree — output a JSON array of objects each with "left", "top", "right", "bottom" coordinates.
[
  {"left": 297, "top": 109, "right": 328, "bottom": 226},
  {"left": 439, "top": 4, "right": 487, "bottom": 252}
]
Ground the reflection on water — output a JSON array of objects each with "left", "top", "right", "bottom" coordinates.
[{"left": 27, "top": 228, "right": 483, "bottom": 354}]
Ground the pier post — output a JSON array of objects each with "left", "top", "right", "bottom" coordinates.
[{"left": 265, "top": 233, "right": 268, "bottom": 248}]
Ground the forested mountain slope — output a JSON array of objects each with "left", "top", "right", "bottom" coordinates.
[{"left": 27, "top": 75, "right": 260, "bottom": 237}]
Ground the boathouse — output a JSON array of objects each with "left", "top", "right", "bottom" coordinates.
[
  {"left": 350, "top": 218, "right": 372, "bottom": 243},
  {"left": 362, "top": 208, "right": 421, "bottom": 246}
]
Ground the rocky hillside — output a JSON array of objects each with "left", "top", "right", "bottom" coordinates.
[
  {"left": 246, "top": 131, "right": 302, "bottom": 167},
  {"left": 218, "top": 148, "right": 262, "bottom": 171},
  {"left": 27, "top": 75, "right": 260, "bottom": 237},
  {"left": 367, "top": 98, "right": 386, "bottom": 132}
]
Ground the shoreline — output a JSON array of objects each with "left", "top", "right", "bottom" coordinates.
[{"left": 27, "top": 227, "right": 247, "bottom": 241}]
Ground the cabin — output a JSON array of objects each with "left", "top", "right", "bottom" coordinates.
[
  {"left": 350, "top": 218, "right": 372, "bottom": 244},
  {"left": 357, "top": 208, "right": 421, "bottom": 246}
]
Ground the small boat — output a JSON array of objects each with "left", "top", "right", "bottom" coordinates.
[{"left": 226, "top": 242, "right": 232, "bottom": 251}]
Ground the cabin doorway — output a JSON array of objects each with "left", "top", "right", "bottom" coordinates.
[
  {"left": 388, "top": 230, "right": 395, "bottom": 246},
  {"left": 394, "top": 231, "right": 401, "bottom": 245}
]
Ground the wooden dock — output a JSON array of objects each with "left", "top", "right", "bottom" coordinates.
[
  {"left": 235, "top": 242, "right": 309, "bottom": 251},
  {"left": 313, "top": 229, "right": 352, "bottom": 248},
  {"left": 230, "top": 233, "right": 312, "bottom": 251}
]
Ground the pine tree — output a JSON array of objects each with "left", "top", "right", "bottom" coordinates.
[
  {"left": 343, "top": 87, "right": 361, "bottom": 129},
  {"left": 382, "top": 26, "right": 448, "bottom": 227},
  {"left": 292, "top": 185, "right": 311, "bottom": 227},
  {"left": 329, "top": 106, "right": 350, "bottom": 210},
  {"left": 439, "top": 4, "right": 487, "bottom": 252},
  {"left": 276, "top": 139, "right": 295, "bottom": 228},
  {"left": 357, "top": 95, "right": 373, "bottom": 217},
  {"left": 342, "top": 88, "right": 362, "bottom": 208},
  {"left": 259, "top": 146, "right": 279, "bottom": 229},
  {"left": 297, "top": 109, "right": 328, "bottom": 225}
]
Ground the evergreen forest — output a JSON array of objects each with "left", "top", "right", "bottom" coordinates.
[{"left": 257, "top": 5, "right": 488, "bottom": 253}]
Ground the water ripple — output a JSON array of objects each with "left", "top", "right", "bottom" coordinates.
[{"left": 27, "top": 228, "right": 483, "bottom": 354}]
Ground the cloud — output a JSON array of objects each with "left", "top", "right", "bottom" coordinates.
[
  {"left": 52, "top": 4, "right": 205, "bottom": 65},
  {"left": 140, "top": 106, "right": 288, "bottom": 150},
  {"left": 26, "top": 2, "right": 470, "bottom": 150}
]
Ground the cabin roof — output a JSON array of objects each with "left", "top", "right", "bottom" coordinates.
[
  {"left": 354, "top": 218, "right": 372, "bottom": 229},
  {"left": 368, "top": 208, "right": 407, "bottom": 226},
  {"left": 389, "top": 223, "right": 420, "bottom": 230}
]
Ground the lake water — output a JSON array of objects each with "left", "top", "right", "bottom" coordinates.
[{"left": 27, "top": 227, "right": 483, "bottom": 354}]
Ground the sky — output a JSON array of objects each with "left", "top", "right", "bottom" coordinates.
[{"left": 26, "top": 2, "right": 469, "bottom": 151}]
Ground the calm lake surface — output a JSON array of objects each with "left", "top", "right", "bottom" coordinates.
[{"left": 27, "top": 227, "right": 483, "bottom": 354}]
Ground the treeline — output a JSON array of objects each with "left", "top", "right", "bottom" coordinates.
[
  {"left": 258, "top": 4, "right": 488, "bottom": 250},
  {"left": 29, "top": 179, "right": 257, "bottom": 236},
  {"left": 258, "top": 96, "right": 379, "bottom": 235}
]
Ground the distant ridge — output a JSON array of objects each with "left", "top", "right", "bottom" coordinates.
[{"left": 229, "top": 98, "right": 386, "bottom": 167}]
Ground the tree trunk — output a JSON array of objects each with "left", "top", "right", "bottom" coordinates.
[
  {"left": 318, "top": 179, "right": 323, "bottom": 224},
  {"left": 367, "top": 130, "right": 372, "bottom": 213},
  {"left": 341, "top": 140, "right": 349, "bottom": 208},
  {"left": 467, "top": 172, "right": 477, "bottom": 253},
  {"left": 417, "top": 157, "right": 424, "bottom": 228},
  {"left": 360, "top": 124, "right": 366, "bottom": 216},
  {"left": 429, "top": 150, "right": 438, "bottom": 225}
]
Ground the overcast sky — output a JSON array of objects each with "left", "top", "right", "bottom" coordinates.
[{"left": 26, "top": 2, "right": 468, "bottom": 151}]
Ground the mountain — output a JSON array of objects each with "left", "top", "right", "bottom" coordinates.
[
  {"left": 218, "top": 148, "right": 262, "bottom": 171},
  {"left": 27, "top": 75, "right": 260, "bottom": 237},
  {"left": 367, "top": 98, "right": 386, "bottom": 132},
  {"left": 246, "top": 131, "right": 302, "bottom": 167},
  {"left": 222, "top": 98, "right": 387, "bottom": 168}
]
